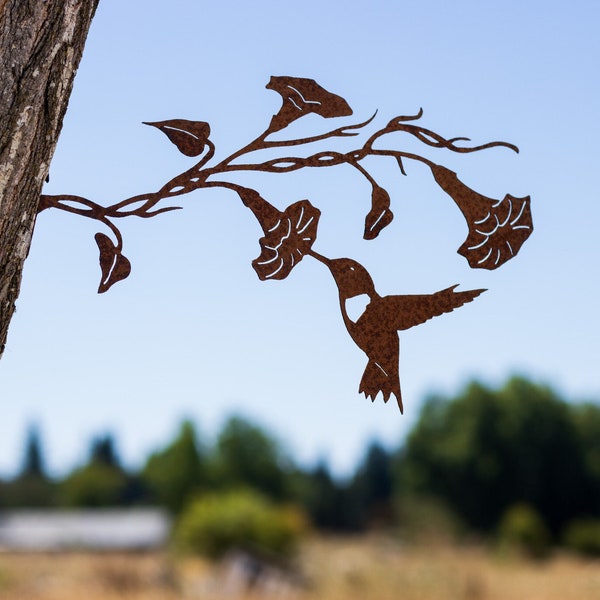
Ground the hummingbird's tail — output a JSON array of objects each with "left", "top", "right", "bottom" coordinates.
[{"left": 359, "top": 360, "right": 403, "bottom": 413}]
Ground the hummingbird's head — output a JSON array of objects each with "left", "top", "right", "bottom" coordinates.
[{"left": 326, "top": 258, "right": 376, "bottom": 300}]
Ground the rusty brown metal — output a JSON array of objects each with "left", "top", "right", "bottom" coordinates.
[
  {"left": 39, "top": 75, "right": 532, "bottom": 412},
  {"left": 308, "top": 252, "right": 484, "bottom": 413}
]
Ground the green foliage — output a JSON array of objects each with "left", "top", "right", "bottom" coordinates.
[
  {"left": 142, "top": 420, "right": 206, "bottom": 512},
  {"left": 350, "top": 442, "right": 394, "bottom": 528},
  {"left": 570, "top": 404, "right": 600, "bottom": 508},
  {"left": 5, "top": 378, "right": 600, "bottom": 548},
  {"left": 58, "top": 432, "right": 134, "bottom": 507},
  {"left": 497, "top": 503, "right": 551, "bottom": 559},
  {"left": 0, "top": 476, "right": 56, "bottom": 508},
  {"left": 295, "top": 462, "right": 337, "bottom": 529},
  {"left": 0, "top": 424, "right": 55, "bottom": 508},
  {"left": 398, "top": 377, "right": 589, "bottom": 533},
  {"left": 562, "top": 519, "right": 600, "bottom": 557},
  {"left": 174, "top": 489, "right": 306, "bottom": 560},
  {"left": 295, "top": 462, "right": 358, "bottom": 531},
  {"left": 21, "top": 424, "right": 45, "bottom": 478},
  {"left": 291, "top": 448, "right": 394, "bottom": 533},
  {"left": 212, "top": 416, "right": 290, "bottom": 500},
  {"left": 90, "top": 434, "right": 121, "bottom": 468},
  {"left": 59, "top": 463, "right": 128, "bottom": 507}
]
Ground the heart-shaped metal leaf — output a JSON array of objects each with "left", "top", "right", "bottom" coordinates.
[
  {"left": 144, "top": 119, "right": 210, "bottom": 157},
  {"left": 95, "top": 232, "right": 132, "bottom": 293},
  {"left": 364, "top": 185, "right": 394, "bottom": 240}
]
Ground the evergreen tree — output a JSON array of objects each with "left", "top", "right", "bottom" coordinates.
[
  {"left": 21, "top": 424, "right": 45, "bottom": 478},
  {"left": 351, "top": 441, "right": 394, "bottom": 527},
  {"left": 142, "top": 420, "right": 205, "bottom": 512},
  {"left": 5, "top": 424, "right": 55, "bottom": 507},
  {"left": 212, "top": 416, "right": 291, "bottom": 500},
  {"left": 300, "top": 461, "right": 340, "bottom": 529},
  {"left": 59, "top": 432, "right": 130, "bottom": 507},
  {"left": 90, "top": 434, "right": 120, "bottom": 468}
]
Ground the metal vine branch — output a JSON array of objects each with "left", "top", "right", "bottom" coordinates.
[{"left": 39, "top": 76, "right": 533, "bottom": 412}]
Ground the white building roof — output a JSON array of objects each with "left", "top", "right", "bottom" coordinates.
[{"left": 0, "top": 509, "right": 171, "bottom": 551}]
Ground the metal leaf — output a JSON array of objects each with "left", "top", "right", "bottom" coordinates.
[
  {"left": 144, "top": 119, "right": 210, "bottom": 157},
  {"left": 363, "top": 185, "right": 394, "bottom": 240},
  {"left": 95, "top": 233, "right": 132, "bottom": 293}
]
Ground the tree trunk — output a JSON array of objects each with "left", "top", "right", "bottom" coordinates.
[{"left": 0, "top": 0, "right": 99, "bottom": 356}]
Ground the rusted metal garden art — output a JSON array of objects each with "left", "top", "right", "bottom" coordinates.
[{"left": 40, "top": 76, "right": 533, "bottom": 412}]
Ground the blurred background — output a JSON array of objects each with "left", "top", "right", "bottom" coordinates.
[
  {"left": 2, "top": 377, "right": 600, "bottom": 598},
  {"left": 1, "top": 0, "right": 599, "bottom": 598}
]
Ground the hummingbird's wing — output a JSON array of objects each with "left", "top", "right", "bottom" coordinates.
[{"left": 373, "top": 285, "right": 486, "bottom": 331}]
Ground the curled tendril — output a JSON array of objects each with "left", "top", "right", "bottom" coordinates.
[
  {"left": 39, "top": 79, "right": 527, "bottom": 293},
  {"left": 385, "top": 120, "right": 519, "bottom": 154}
]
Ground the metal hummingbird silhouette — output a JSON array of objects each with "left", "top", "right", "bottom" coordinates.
[
  {"left": 39, "top": 76, "right": 533, "bottom": 412},
  {"left": 308, "top": 253, "right": 485, "bottom": 413}
]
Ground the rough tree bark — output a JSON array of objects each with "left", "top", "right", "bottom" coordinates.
[{"left": 0, "top": 0, "right": 99, "bottom": 356}]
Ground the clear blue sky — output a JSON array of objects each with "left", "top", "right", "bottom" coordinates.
[{"left": 1, "top": 0, "right": 598, "bottom": 477}]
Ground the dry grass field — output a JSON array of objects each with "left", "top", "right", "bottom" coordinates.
[{"left": 0, "top": 537, "right": 599, "bottom": 600}]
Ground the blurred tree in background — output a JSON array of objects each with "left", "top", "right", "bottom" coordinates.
[
  {"left": 2, "top": 377, "right": 600, "bottom": 555},
  {"left": 295, "top": 461, "right": 343, "bottom": 530},
  {"left": 570, "top": 403, "right": 600, "bottom": 511},
  {"left": 174, "top": 489, "right": 307, "bottom": 560},
  {"left": 562, "top": 518, "right": 600, "bottom": 557},
  {"left": 22, "top": 424, "right": 45, "bottom": 478},
  {"left": 142, "top": 420, "right": 206, "bottom": 512},
  {"left": 90, "top": 435, "right": 120, "bottom": 468},
  {"left": 351, "top": 441, "right": 394, "bottom": 528},
  {"left": 289, "top": 443, "right": 394, "bottom": 532},
  {"left": 0, "top": 424, "right": 55, "bottom": 507},
  {"left": 398, "top": 376, "right": 593, "bottom": 535},
  {"left": 211, "top": 416, "right": 291, "bottom": 500},
  {"left": 497, "top": 503, "right": 552, "bottom": 559},
  {"left": 59, "top": 434, "right": 132, "bottom": 507}
]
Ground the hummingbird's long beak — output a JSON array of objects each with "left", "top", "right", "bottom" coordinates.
[{"left": 308, "top": 250, "right": 331, "bottom": 268}]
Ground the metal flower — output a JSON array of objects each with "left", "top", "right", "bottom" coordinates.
[
  {"left": 431, "top": 164, "right": 533, "bottom": 269},
  {"left": 266, "top": 76, "right": 353, "bottom": 132},
  {"left": 252, "top": 200, "right": 321, "bottom": 281}
]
